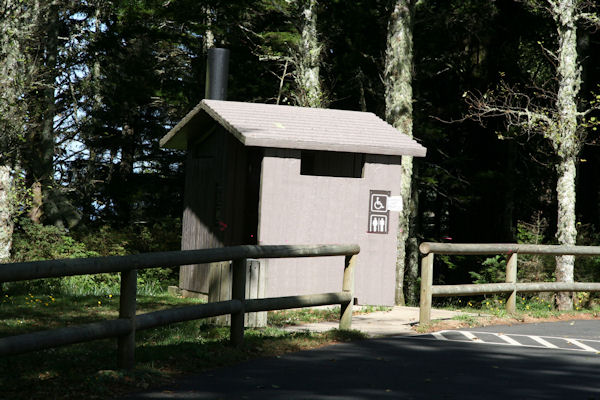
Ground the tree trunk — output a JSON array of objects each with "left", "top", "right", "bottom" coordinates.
[
  {"left": 405, "top": 164, "right": 420, "bottom": 304},
  {"left": 555, "top": 155, "right": 577, "bottom": 310},
  {"left": 82, "top": 3, "right": 104, "bottom": 222},
  {"left": 28, "top": 181, "right": 43, "bottom": 224},
  {"left": 116, "top": 123, "right": 136, "bottom": 224},
  {"left": 25, "top": 2, "right": 59, "bottom": 224},
  {"left": 384, "top": 0, "right": 415, "bottom": 306},
  {"left": 0, "top": 166, "right": 14, "bottom": 262},
  {"left": 204, "top": 6, "right": 215, "bottom": 51},
  {"left": 552, "top": 0, "right": 580, "bottom": 311},
  {"left": 0, "top": 0, "right": 39, "bottom": 153},
  {"left": 295, "top": 0, "right": 323, "bottom": 107},
  {"left": 0, "top": 0, "right": 40, "bottom": 258}
]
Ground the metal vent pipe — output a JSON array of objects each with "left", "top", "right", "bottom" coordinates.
[{"left": 205, "top": 48, "right": 230, "bottom": 100}]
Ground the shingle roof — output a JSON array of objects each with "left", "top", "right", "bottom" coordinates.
[{"left": 160, "top": 100, "right": 427, "bottom": 157}]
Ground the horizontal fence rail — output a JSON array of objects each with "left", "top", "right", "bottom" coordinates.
[
  {"left": 431, "top": 282, "right": 600, "bottom": 296},
  {"left": 419, "top": 242, "right": 600, "bottom": 324},
  {"left": 0, "top": 244, "right": 359, "bottom": 282},
  {"left": 0, "top": 244, "right": 359, "bottom": 369},
  {"left": 419, "top": 242, "right": 600, "bottom": 256}
]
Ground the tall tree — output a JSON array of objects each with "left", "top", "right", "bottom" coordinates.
[
  {"left": 64, "top": 0, "right": 210, "bottom": 225},
  {"left": 204, "top": 5, "right": 216, "bottom": 51},
  {"left": 25, "top": 2, "right": 59, "bottom": 224},
  {"left": 0, "top": 0, "right": 42, "bottom": 260},
  {"left": 241, "top": 0, "right": 325, "bottom": 106},
  {"left": 294, "top": 0, "right": 324, "bottom": 107},
  {"left": 384, "top": 0, "right": 417, "bottom": 305},
  {"left": 466, "top": 0, "right": 599, "bottom": 310}
]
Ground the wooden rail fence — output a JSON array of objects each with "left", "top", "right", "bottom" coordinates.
[
  {"left": 0, "top": 244, "right": 359, "bottom": 369},
  {"left": 419, "top": 242, "right": 600, "bottom": 324}
]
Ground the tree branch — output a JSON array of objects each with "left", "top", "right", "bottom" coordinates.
[
  {"left": 577, "top": 103, "right": 600, "bottom": 118},
  {"left": 465, "top": 84, "right": 555, "bottom": 133},
  {"left": 576, "top": 12, "right": 600, "bottom": 29}
]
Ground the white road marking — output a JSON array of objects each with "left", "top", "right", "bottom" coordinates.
[
  {"left": 494, "top": 333, "right": 522, "bottom": 346},
  {"left": 566, "top": 339, "right": 598, "bottom": 352},
  {"left": 418, "top": 330, "right": 600, "bottom": 353},
  {"left": 460, "top": 331, "right": 482, "bottom": 342},
  {"left": 530, "top": 336, "right": 559, "bottom": 349}
]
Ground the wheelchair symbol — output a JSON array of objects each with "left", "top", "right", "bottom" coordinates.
[{"left": 370, "top": 194, "right": 388, "bottom": 212}]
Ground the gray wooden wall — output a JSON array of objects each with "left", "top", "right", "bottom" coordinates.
[
  {"left": 179, "top": 128, "right": 252, "bottom": 294},
  {"left": 257, "top": 149, "right": 402, "bottom": 306}
]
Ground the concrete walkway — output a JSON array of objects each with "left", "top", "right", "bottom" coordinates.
[{"left": 283, "top": 306, "right": 469, "bottom": 337}]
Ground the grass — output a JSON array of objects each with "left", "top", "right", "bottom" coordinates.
[
  {"left": 0, "top": 292, "right": 367, "bottom": 400},
  {"left": 451, "top": 313, "right": 480, "bottom": 325},
  {"left": 438, "top": 293, "right": 600, "bottom": 322},
  {"left": 411, "top": 294, "right": 600, "bottom": 333},
  {"left": 267, "top": 307, "right": 340, "bottom": 326},
  {"left": 267, "top": 305, "right": 393, "bottom": 327},
  {"left": 358, "top": 305, "right": 393, "bottom": 313}
]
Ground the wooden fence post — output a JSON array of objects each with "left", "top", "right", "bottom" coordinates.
[
  {"left": 419, "top": 253, "right": 434, "bottom": 325},
  {"left": 118, "top": 269, "right": 137, "bottom": 369},
  {"left": 506, "top": 253, "right": 517, "bottom": 314},
  {"left": 339, "top": 254, "right": 356, "bottom": 330},
  {"left": 230, "top": 258, "right": 246, "bottom": 347}
]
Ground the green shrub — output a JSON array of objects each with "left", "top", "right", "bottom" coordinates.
[
  {"left": 574, "top": 223, "right": 600, "bottom": 284},
  {"left": 74, "top": 220, "right": 181, "bottom": 292},
  {"left": 60, "top": 274, "right": 122, "bottom": 296},
  {"left": 7, "top": 218, "right": 181, "bottom": 296},
  {"left": 10, "top": 218, "right": 100, "bottom": 262},
  {"left": 469, "top": 255, "right": 506, "bottom": 284},
  {"left": 515, "top": 216, "right": 554, "bottom": 283},
  {"left": 74, "top": 218, "right": 181, "bottom": 255}
]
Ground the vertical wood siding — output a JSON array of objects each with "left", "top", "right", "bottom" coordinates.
[{"left": 258, "top": 149, "right": 402, "bottom": 305}]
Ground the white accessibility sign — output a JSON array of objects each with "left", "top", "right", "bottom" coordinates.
[{"left": 387, "top": 196, "right": 403, "bottom": 212}]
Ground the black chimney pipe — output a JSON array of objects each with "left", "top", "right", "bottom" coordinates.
[{"left": 205, "top": 48, "right": 230, "bottom": 100}]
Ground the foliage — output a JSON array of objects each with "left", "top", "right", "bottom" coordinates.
[
  {"left": 469, "top": 255, "right": 506, "bottom": 284},
  {"left": 6, "top": 218, "right": 181, "bottom": 296},
  {"left": 514, "top": 214, "right": 555, "bottom": 283},
  {"left": 74, "top": 218, "right": 182, "bottom": 256},
  {"left": 574, "top": 223, "right": 600, "bottom": 285},
  {"left": 11, "top": 218, "right": 100, "bottom": 262}
]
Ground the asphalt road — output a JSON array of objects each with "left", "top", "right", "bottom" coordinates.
[
  {"left": 125, "top": 321, "right": 600, "bottom": 400},
  {"left": 462, "top": 319, "right": 600, "bottom": 339}
]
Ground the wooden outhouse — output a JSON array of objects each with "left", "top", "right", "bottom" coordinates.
[{"left": 161, "top": 99, "right": 426, "bottom": 306}]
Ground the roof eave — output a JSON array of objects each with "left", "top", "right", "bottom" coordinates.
[
  {"left": 243, "top": 137, "right": 427, "bottom": 157},
  {"left": 161, "top": 99, "right": 427, "bottom": 158},
  {"left": 159, "top": 102, "right": 206, "bottom": 149},
  {"left": 160, "top": 100, "right": 248, "bottom": 149}
]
